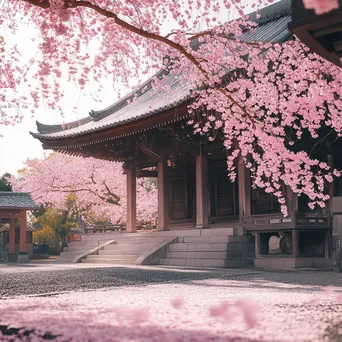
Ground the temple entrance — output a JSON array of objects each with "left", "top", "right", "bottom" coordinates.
[
  {"left": 169, "top": 176, "right": 187, "bottom": 220},
  {"left": 169, "top": 173, "right": 196, "bottom": 220},
  {"left": 210, "top": 170, "right": 239, "bottom": 218}
]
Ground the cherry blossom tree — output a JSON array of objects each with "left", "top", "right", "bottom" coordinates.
[
  {"left": 2, "top": 0, "right": 342, "bottom": 214},
  {"left": 9, "top": 153, "right": 157, "bottom": 224}
]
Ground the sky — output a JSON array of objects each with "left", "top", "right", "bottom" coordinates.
[{"left": 0, "top": 0, "right": 260, "bottom": 176}]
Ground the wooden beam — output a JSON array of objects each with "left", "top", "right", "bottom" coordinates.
[
  {"left": 126, "top": 161, "right": 137, "bottom": 233},
  {"left": 0, "top": 209, "right": 21, "bottom": 219},
  {"left": 137, "top": 170, "right": 158, "bottom": 178},
  {"left": 157, "top": 160, "right": 169, "bottom": 230}
]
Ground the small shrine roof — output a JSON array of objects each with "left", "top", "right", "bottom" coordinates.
[
  {"left": 31, "top": 0, "right": 291, "bottom": 142},
  {"left": 0, "top": 192, "right": 39, "bottom": 210}
]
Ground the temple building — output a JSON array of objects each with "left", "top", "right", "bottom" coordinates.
[{"left": 32, "top": 0, "right": 341, "bottom": 269}]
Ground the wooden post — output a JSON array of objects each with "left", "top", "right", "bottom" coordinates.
[
  {"left": 327, "top": 154, "right": 334, "bottom": 224},
  {"left": 286, "top": 186, "right": 298, "bottom": 228},
  {"left": 196, "top": 151, "right": 209, "bottom": 229},
  {"left": 126, "top": 161, "right": 137, "bottom": 233},
  {"left": 9, "top": 218, "right": 15, "bottom": 255},
  {"left": 237, "top": 157, "right": 251, "bottom": 225},
  {"left": 325, "top": 231, "right": 330, "bottom": 259},
  {"left": 255, "top": 232, "right": 260, "bottom": 258},
  {"left": 17, "top": 210, "right": 29, "bottom": 263},
  {"left": 157, "top": 159, "right": 169, "bottom": 231},
  {"left": 292, "top": 230, "right": 299, "bottom": 258}
]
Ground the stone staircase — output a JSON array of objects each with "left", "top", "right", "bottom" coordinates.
[
  {"left": 57, "top": 228, "right": 255, "bottom": 268},
  {"left": 81, "top": 236, "right": 165, "bottom": 264},
  {"left": 158, "top": 233, "right": 255, "bottom": 268},
  {"left": 57, "top": 233, "right": 123, "bottom": 263}
]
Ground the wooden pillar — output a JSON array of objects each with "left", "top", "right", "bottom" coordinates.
[
  {"left": 328, "top": 154, "right": 334, "bottom": 224},
  {"left": 126, "top": 161, "right": 137, "bottom": 233},
  {"left": 9, "top": 218, "right": 15, "bottom": 255},
  {"left": 255, "top": 232, "right": 260, "bottom": 258},
  {"left": 17, "top": 210, "right": 29, "bottom": 263},
  {"left": 286, "top": 186, "right": 298, "bottom": 228},
  {"left": 292, "top": 230, "right": 299, "bottom": 258},
  {"left": 157, "top": 160, "right": 169, "bottom": 231},
  {"left": 238, "top": 157, "right": 251, "bottom": 225},
  {"left": 196, "top": 152, "right": 209, "bottom": 229}
]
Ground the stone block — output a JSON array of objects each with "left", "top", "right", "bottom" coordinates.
[
  {"left": 186, "top": 251, "right": 195, "bottom": 258},
  {"left": 209, "top": 236, "right": 230, "bottom": 243},
  {"left": 270, "top": 259, "right": 285, "bottom": 267},
  {"left": 170, "top": 243, "right": 188, "bottom": 251},
  {"left": 242, "top": 250, "right": 255, "bottom": 258},
  {"left": 284, "top": 259, "right": 296, "bottom": 268},
  {"left": 224, "top": 259, "right": 241, "bottom": 268},
  {"left": 187, "top": 243, "right": 195, "bottom": 251},
  {"left": 200, "top": 227, "right": 234, "bottom": 236},
  {"left": 228, "top": 235, "right": 254, "bottom": 243},
  {"left": 167, "top": 251, "right": 187, "bottom": 259},
  {"left": 159, "top": 258, "right": 169, "bottom": 265},
  {"left": 254, "top": 258, "right": 271, "bottom": 267},
  {"left": 295, "top": 259, "right": 313, "bottom": 268},
  {"left": 226, "top": 251, "right": 243, "bottom": 258},
  {"left": 168, "top": 258, "right": 186, "bottom": 266},
  {"left": 210, "top": 243, "right": 229, "bottom": 251},
  {"left": 194, "top": 243, "right": 212, "bottom": 251},
  {"left": 332, "top": 197, "right": 342, "bottom": 213},
  {"left": 312, "top": 258, "right": 333, "bottom": 269},
  {"left": 184, "top": 237, "right": 209, "bottom": 243}
]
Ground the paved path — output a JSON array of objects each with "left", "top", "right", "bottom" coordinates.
[{"left": 0, "top": 264, "right": 342, "bottom": 341}]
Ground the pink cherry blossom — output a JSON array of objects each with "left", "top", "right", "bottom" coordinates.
[{"left": 303, "top": 0, "right": 339, "bottom": 14}]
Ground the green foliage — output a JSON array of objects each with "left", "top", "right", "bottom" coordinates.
[
  {"left": 33, "top": 226, "right": 61, "bottom": 251},
  {"left": 0, "top": 173, "right": 12, "bottom": 191},
  {"left": 34, "top": 207, "right": 78, "bottom": 252}
]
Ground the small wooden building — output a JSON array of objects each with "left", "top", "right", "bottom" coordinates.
[
  {"left": 32, "top": 0, "right": 340, "bottom": 269},
  {"left": 0, "top": 192, "right": 39, "bottom": 262}
]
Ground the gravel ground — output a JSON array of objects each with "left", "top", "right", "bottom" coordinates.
[{"left": 0, "top": 264, "right": 342, "bottom": 341}]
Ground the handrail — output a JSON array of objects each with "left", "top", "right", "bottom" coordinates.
[
  {"left": 72, "top": 239, "right": 117, "bottom": 263},
  {"left": 135, "top": 237, "right": 178, "bottom": 265}
]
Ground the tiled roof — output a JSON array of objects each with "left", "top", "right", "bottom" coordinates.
[
  {"left": 31, "top": 0, "right": 291, "bottom": 141},
  {"left": 0, "top": 192, "right": 39, "bottom": 210}
]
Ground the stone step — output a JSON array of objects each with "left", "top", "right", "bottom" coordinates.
[
  {"left": 159, "top": 258, "right": 248, "bottom": 268},
  {"left": 114, "top": 238, "right": 163, "bottom": 244},
  {"left": 103, "top": 243, "right": 155, "bottom": 250},
  {"left": 168, "top": 243, "right": 229, "bottom": 252},
  {"left": 180, "top": 236, "right": 231, "bottom": 243},
  {"left": 98, "top": 249, "right": 141, "bottom": 256},
  {"left": 87, "top": 254, "right": 138, "bottom": 260},
  {"left": 81, "top": 258, "right": 135, "bottom": 264},
  {"left": 165, "top": 250, "right": 244, "bottom": 259},
  {"left": 63, "top": 246, "right": 91, "bottom": 252}
]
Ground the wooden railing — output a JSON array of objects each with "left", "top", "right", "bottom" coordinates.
[
  {"left": 244, "top": 212, "right": 330, "bottom": 231},
  {"left": 244, "top": 213, "right": 292, "bottom": 231},
  {"left": 85, "top": 224, "right": 126, "bottom": 234},
  {"left": 296, "top": 212, "right": 330, "bottom": 227}
]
